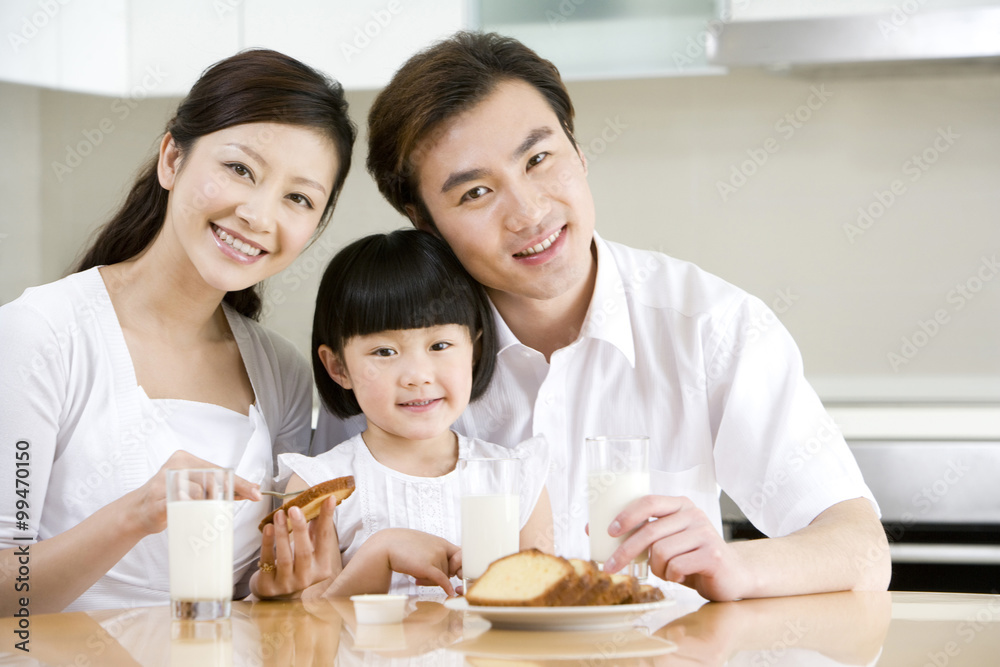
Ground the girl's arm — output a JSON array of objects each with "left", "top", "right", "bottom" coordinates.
[
  {"left": 251, "top": 473, "right": 342, "bottom": 600},
  {"left": 0, "top": 451, "right": 261, "bottom": 616},
  {"left": 308, "top": 528, "right": 460, "bottom": 599},
  {"left": 520, "top": 485, "right": 554, "bottom": 554}
]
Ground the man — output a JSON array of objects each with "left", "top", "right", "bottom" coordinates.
[{"left": 317, "top": 32, "right": 890, "bottom": 601}]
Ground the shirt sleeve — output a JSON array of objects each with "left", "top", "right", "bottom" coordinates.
[
  {"left": 0, "top": 301, "right": 64, "bottom": 547},
  {"left": 512, "top": 434, "right": 550, "bottom": 529},
  {"left": 707, "top": 294, "right": 878, "bottom": 537},
  {"left": 269, "top": 337, "right": 313, "bottom": 461}
]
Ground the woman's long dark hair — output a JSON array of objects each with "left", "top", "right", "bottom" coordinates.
[{"left": 75, "top": 49, "right": 357, "bottom": 319}]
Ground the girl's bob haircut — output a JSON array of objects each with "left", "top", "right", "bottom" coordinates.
[{"left": 313, "top": 229, "right": 498, "bottom": 418}]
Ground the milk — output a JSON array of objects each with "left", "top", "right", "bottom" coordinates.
[
  {"left": 461, "top": 493, "right": 519, "bottom": 583},
  {"left": 587, "top": 470, "right": 650, "bottom": 564},
  {"left": 167, "top": 500, "right": 234, "bottom": 601}
]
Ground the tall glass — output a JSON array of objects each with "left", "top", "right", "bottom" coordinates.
[
  {"left": 460, "top": 457, "right": 520, "bottom": 592},
  {"left": 586, "top": 436, "right": 650, "bottom": 579},
  {"left": 167, "top": 468, "right": 234, "bottom": 620}
]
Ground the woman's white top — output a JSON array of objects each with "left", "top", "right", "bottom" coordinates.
[
  {"left": 0, "top": 267, "right": 313, "bottom": 611},
  {"left": 277, "top": 432, "right": 549, "bottom": 596}
]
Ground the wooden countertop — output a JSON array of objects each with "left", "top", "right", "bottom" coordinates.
[{"left": 1, "top": 591, "right": 998, "bottom": 665}]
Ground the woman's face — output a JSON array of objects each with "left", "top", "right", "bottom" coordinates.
[{"left": 158, "top": 122, "right": 339, "bottom": 293}]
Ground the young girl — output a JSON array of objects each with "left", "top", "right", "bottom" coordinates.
[
  {"left": 0, "top": 49, "right": 355, "bottom": 614},
  {"left": 252, "top": 230, "right": 552, "bottom": 598}
]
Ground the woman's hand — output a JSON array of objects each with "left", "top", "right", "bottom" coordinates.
[
  {"left": 251, "top": 497, "right": 340, "bottom": 599},
  {"left": 122, "top": 450, "right": 261, "bottom": 538}
]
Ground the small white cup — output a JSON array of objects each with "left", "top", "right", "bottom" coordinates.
[{"left": 350, "top": 594, "right": 409, "bottom": 625}]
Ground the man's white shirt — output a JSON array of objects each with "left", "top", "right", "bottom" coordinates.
[{"left": 315, "top": 232, "right": 877, "bottom": 571}]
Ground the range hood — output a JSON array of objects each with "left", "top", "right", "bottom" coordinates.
[{"left": 707, "top": 5, "right": 1000, "bottom": 68}]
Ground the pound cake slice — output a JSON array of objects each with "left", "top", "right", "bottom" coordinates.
[
  {"left": 258, "top": 475, "right": 355, "bottom": 532},
  {"left": 466, "top": 550, "right": 578, "bottom": 607}
]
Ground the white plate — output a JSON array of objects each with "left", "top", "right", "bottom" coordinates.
[{"left": 444, "top": 597, "right": 674, "bottom": 631}]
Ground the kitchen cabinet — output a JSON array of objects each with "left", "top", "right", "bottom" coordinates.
[
  {"left": 476, "top": 0, "right": 727, "bottom": 80},
  {"left": 0, "top": 0, "right": 470, "bottom": 95}
]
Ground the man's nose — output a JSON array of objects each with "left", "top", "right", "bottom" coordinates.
[{"left": 503, "top": 179, "right": 550, "bottom": 232}]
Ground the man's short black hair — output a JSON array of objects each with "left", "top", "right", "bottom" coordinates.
[{"left": 312, "top": 229, "right": 498, "bottom": 419}]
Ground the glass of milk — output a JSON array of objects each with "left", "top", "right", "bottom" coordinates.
[
  {"left": 586, "top": 436, "right": 650, "bottom": 579},
  {"left": 459, "top": 457, "right": 520, "bottom": 593},
  {"left": 166, "top": 468, "right": 234, "bottom": 620}
]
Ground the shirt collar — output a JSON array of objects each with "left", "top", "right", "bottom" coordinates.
[
  {"left": 491, "top": 231, "right": 636, "bottom": 368},
  {"left": 581, "top": 232, "right": 636, "bottom": 367}
]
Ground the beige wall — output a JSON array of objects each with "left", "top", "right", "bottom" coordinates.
[{"left": 1, "top": 67, "right": 997, "bottom": 400}]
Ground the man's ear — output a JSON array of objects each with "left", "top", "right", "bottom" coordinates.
[
  {"left": 405, "top": 203, "right": 437, "bottom": 235},
  {"left": 576, "top": 143, "right": 588, "bottom": 175},
  {"left": 318, "top": 345, "right": 352, "bottom": 390},
  {"left": 157, "top": 132, "right": 182, "bottom": 190}
]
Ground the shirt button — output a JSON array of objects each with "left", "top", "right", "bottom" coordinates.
[{"left": 544, "top": 395, "right": 555, "bottom": 406}]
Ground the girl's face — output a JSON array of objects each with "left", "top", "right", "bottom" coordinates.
[
  {"left": 327, "top": 324, "right": 476, "bottom": 446},
  {"left": 157, "top": 122, "right": 338, "bottom": 293}
]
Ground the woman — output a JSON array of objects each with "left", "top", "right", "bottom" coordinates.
[{"left": 0, "top": 48, "right": 356, "bottom": 614}]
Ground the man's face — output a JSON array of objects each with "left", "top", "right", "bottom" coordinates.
[{"left": 411, "top": 79, "right": 597, "bottom": 307}]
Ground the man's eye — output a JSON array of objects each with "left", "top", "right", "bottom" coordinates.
[
  {"left": 462, "top": 186, "right": 489, "bottom": 202},
  {"left": 527, "top": 152, "right": 548, "bottom": 168}
]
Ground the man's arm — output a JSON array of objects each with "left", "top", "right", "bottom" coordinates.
[{"left": 604, "top": 496, "right": 890, "bottom": 601}]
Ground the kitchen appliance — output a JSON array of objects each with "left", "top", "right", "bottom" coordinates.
[{"left": 723, "top": 405, "right": 1000, "bottom": 594}]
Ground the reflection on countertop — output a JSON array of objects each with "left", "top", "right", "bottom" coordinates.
[{"left": 2, "top": 591, "right": 999, "bottom": 666}]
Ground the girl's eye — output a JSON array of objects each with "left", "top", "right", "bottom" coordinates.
[
  {"left": 461, "top": 186, "right": 490, "bottom": 203},
  {"left": 287, "top": 193, "right": 314, "bottom": 209},
  {"left": 430, "top": 341, "right": 452, "bottom": 352},
  {"left": 227, "top": 162, "right": 252, "bottom": 179},
  {"left": 527, "top": 152, "right": 548, "bottom": 168},
  {"left": 373, "top": 348, "right": 396, "bottom": 357}
]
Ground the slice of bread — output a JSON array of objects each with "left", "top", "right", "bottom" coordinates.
[
  {"left": 466, "top": 549, "right": 578, "bottom": 607},
  {"left": 465, "top": 551, "right": 665, "bottom": 607},
  {"left": 258, "top": 475, "right": 355, "bottom": 532},
  {"left": 634, "top": 583, "right": 666, "bottom": 603},
  {"left": 563, "top": 559, "right": 601, "bottom": 605}
]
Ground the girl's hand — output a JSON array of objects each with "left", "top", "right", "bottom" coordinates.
[
  {"left": 123, "top": 450, "right": 261, "bottom": 537},
  {"left": 377, "top": 529, "right": 461, "bottom": 596},
  {"left": 251, "top": 497, "right": 339, "bottom": 599}
]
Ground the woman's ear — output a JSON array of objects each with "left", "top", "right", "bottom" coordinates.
[
  {"left": 157, "top": 132, "right": 181, "bottom": 190},
  {"left": 318, "top": 344, "right": 352, "bottom": 390}
]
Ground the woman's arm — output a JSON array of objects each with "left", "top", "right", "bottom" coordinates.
[
  {"left": 519, "top": 485, "right": 554, "bottom": 553},
  {"left": 0, "top": 450, "right": 261, "bottom": 615}
]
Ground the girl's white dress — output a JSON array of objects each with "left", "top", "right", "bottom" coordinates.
[{"left": 277, "top": 432, "right": 549, "bottom": 596}]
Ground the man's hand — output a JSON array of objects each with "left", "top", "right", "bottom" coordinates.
[
  {"left": 602, "top": 496, "right": 889, "bottom": 601},
  {"left": 603, "top": 494, "right": 753, "bottom": 601}
]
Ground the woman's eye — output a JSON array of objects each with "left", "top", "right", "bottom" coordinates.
[
  {"left": 430, "top": 341, "right": 452, "bottom": 352},
  {"left": 227, "top": 162, "right": 252, "bottom": 178},
  {"left": 527, "top": 152, "right": 548, "bottom": 168},
  {"left": 288, "top": 193, "right": 314, "bottom": 209},
  {"left": 461, "top": 186, "right": 489, "bottom": 202}
]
